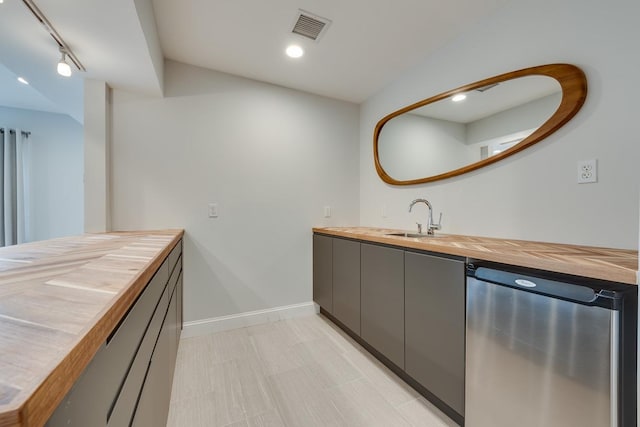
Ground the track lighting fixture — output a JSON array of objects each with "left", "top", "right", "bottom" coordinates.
[
  {"left": 21, "top": 0, "right": 85, "bottom": 75},
  {"left": 57, "top": 47, "right": 71, "bottom": 77}
]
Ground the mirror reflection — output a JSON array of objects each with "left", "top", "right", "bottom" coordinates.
[
  {"left": 374, "top": 64, "right": 587, "bottom": 185},
  {"left": 378, "top": 75, "right": 561, "bottom": 181}
]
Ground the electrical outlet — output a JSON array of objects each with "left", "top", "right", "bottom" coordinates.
[
  {"left": 208, "top": 203, "right": 218, "bottom": 218},
  {"left": 577, "top": 159, "right": 597, "bottom": 184}
]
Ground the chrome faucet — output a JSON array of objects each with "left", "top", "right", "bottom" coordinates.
[{"left": 409, "top": 198, "right": 442, "bottom": 235}]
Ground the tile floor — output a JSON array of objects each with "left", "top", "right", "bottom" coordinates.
[{"left": 167, "top": 314, "right": 458, "bottom": 427}]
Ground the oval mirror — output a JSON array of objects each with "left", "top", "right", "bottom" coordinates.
[{"left": 374, "top": 64, "right": 587, "bottom": 185}]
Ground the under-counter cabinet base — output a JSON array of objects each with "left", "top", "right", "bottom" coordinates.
[
  {"left": 405, "top": 252, "right": 465, "bottom": 416},
  {"left": 313, "top": 232, "right": 465, "bottom": 426},
  {"left": 47, "top": 239, "right": 183, "bottom": 427}
]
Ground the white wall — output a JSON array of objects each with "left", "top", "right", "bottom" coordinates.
[
  {"left": 110, "top": 60, "right": 360, "bottom": 322},
  {"left": 84, "top": 80, "right": 111, "bottom": 232},
  {"left": 360, "top": 0, "right": 639, "bottom": 250},
  {"left": 0, "top": 107, "right": 83, "bottom": 241}
]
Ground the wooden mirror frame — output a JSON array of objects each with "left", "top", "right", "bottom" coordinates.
[{"left": 373, "top": 64, "right": 587, "bottom": 185}]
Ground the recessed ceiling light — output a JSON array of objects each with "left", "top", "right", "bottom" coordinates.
[
  {"left": 286, "top": 45, "right": 304, "bottom": 59},
  {"left": 17, "top": 77, "right": 29, "bottom": 85},
  {"left": 452, "top": 94, "right": 467, "bottom": 102}
]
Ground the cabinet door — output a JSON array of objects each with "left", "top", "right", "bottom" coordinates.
[
  {"left": 332, "top": 238, "right": 361, "bottom": 335},
  {"left": 405, "top": 251, "right": 465, "bottom": 415},
  {"left": 361, "top": 243, "right": 404, "bottom": 368},
  {"left": 313, "top": 234, "right": 333, "bottom": 313},
  {"left": 132, "top": 302, "right": 172, "bottom": 427}
]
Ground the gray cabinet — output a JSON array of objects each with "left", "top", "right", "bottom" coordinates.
[
  {"left": 313, "top": 234, "right": 333, "bottom": 313},
  {"left": 405, "top": 251, "right": 465, "bottom": 415},
  {"left": 133, "top": 286, "right": 178, "bottom": 427},
  {"left": 332, "top": 238, "right": 361, "bottom": 334},
  {"left": 313, "top": 233, "right": 466, "bottom": 421},
  {"left": 47, "top": 239, "right": 183, "bottom": 427},
  {"left": 361, "top": 243, "right": 405, "bottom": 369}
]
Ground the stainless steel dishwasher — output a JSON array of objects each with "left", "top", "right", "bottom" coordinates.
[{"left": 466, "top": 262, "right": 637, "bottom": 427}]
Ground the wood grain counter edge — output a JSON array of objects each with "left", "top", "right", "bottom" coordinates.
[
  {"left": 313, "top": 227, "right": 638, "bottom": 285},
  {"left": 0, "top": 230, "right": 184, "bottom": 427}
]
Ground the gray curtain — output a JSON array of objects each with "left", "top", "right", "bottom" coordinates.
[{"left": 0, "top": 128, "right": 28, "bottom": 247}]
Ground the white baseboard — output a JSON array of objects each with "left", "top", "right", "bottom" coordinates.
[{"left": 181, "top": 301, "right": 319, "bottom": 338}]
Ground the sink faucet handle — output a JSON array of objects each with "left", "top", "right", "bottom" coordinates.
[
  {"left": 416, "top": 222, "right": 423, "bottom": 234},
  {"left": 428, "top": 212, "right": 442, "bottom": 234}
]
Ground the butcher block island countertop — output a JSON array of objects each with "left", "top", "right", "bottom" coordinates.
[
  {"left": 0, "top": 229, "right": 183, "bottom": 427},
  {"left": 314, "top": 227, "right": 638, "bottom": 285}
]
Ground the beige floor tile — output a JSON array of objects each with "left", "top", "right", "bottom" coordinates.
[
  {"left": 170, "top": 340, "right": 217, "bottom": 401},
  {"left": 210, "top": 327, "right": 254, "bottom": 363},
  {"left": 283, "top": 314, "right": 338, "bottom": 343},
  {"left": 327, "top": 378, "right": 412, "bottom": 427},
  {"left": 167, "top": 390, "right": 242, "bottom": 427},
  {"left": 249, "top": 323, "right": 306, "bottom": 376},
  {"left": 397, "top": 397, "right": 460, "bottom": 427},
  {"left": 245, "top": 409, "right": 286, "bottom": 427},
  {"left": 234, "top": 355, "right": 276, "bottom": 417},
  {"left": 208, "top": 360, "right": 246, "bottom": 424},
  {"left": 292, "top": 335, "right": 348, "bottom": 363},
  {"left": 267, "top": 366, "right": 346, "bottom": 426},
  {"left": 223, "top": 409, "right": 285, "bottom": 427},
  {"left": 343, "top": 346, "right": 419, "bottom": 407},
  {"left": 319, "top": 315, "right": 367, "bottom": 354},
  {"left": 293, "top": 338, "right": 363, "bottom": 388},
  {"left": 169, "top": 314, "right": 458, "bottom": 427}
]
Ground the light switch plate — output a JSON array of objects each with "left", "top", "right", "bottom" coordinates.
[{"left": 323, "top": 206, "right": 331, "bottom": 218}]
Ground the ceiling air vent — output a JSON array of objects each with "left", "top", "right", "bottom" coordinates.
[{"left": 292, "top": 10, "right": 332, "bottom": 41}]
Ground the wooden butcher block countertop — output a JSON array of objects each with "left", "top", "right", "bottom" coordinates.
[
  {"left": 314, "top": 227, "right": 638, "bottom": 285},
  {"left": 0, "top": 229, "right": 184, "bottom": 427}
]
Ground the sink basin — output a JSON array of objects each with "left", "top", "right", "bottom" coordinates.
[{"left": 386, "top": 232, "right": 440, "bottom": 238}]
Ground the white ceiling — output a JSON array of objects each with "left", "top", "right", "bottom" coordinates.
[
  {"left": 0, "top": 0, "right": 162, "bottom": 123},
  {"left": 0, "top": 0, "right": 513, "bottom": 120},
  {"left": 153, "top": 0, "right": 510, "bottom": 103},
  {"left": 0, "top": 0, "right": 83, "bottom": 120}
]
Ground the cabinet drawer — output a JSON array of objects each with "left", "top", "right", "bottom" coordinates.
[
  {"left": 168, "top": 255, "right": 182, "bottom": 296},
  {"left": 177, "top": 271, "right": 183, "bottom": 332},
  {"left": 107, "top": 281, "right": 170, "bottom": 426},
  {"left": 168, "top": 239, "right": 182, "bottom": 276},
  {"left": 100, "top": 259, "right": 169, "bottom": 403},
  {"left": 45, "top": 343, "right": 110, "bottom": 426},
  {"left": 46, "top": 259, "right": 170, "bottom": 427},
  {"left": 131, "top": 289, "right": 177, "bottom": 427}
]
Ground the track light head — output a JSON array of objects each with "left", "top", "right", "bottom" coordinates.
[{"left": 57, "top": 47, "right": 71, "bottom": 77}]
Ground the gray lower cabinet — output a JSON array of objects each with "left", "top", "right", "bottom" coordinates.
[
  {"left": 360, "top": 243, "right": 405, "bottom": 369},
  {"left": 313, "top": 234, "right": 333, "bottom": 313},
  {"left": 332, "top": 238, "right": 361, "bottom": 334},
  {"left": 47, "top": 239, "right": 183, "bottom": 427},
  {"left": 405, "top": 251, "right": 465, "bottom": 416},
  {"left": 132, "top": 285, "right": 178, "bottom": 427},
  {"left": 314, "top": 233, "right": 466, "bottom": 422}
]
